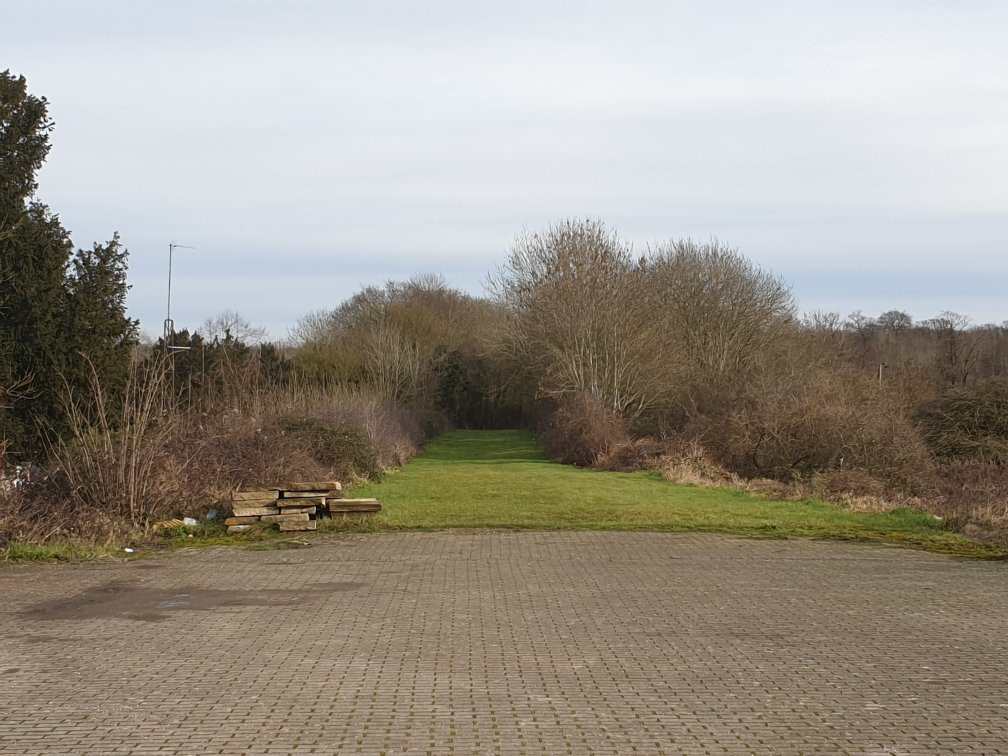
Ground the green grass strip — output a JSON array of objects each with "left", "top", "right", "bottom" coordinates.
[{"left": 353, "top": 429, "right": 1006, "bottom": 559}]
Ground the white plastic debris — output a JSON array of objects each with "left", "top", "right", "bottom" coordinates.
[
  {"left": 182, "top": 517, "right": 198, "bottom": 527},
  {"left": 124, "top": 547, "right": 134, "bottom": 553}
]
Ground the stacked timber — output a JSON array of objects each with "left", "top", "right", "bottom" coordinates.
[{"left": 224, "top": 480, "right": 381, "bottom": 533}]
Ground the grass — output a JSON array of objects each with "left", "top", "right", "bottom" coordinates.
[
  {"left": 352, "top": 429, "right": 1006, "bottom": 558},
  {"left": 1, "top": 541, "right": 114, "bottom": 563}
]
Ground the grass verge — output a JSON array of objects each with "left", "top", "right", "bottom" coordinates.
[
  {"left": 352, "top": 430, "right": 1006, "bottom": 558},
  {"left": 0, "top": 541, "right": 113, "bottom": 563}
]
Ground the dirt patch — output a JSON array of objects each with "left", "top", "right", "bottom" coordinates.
[{"left": 20, "top": 579, "right": 361, "bottom": 622}]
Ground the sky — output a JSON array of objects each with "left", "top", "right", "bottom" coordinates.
[{"left": 5, "top": 0, "right": 1007, "bottom": 339}]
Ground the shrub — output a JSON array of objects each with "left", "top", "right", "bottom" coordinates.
[
  {"left": 652, "top": 440, "right": 739, "bottom": 487},
  {"left": 538, "top": 393, "right": 630, "bottom": 466},
  {"left": 930, "top": 461, "right": 1008, "bottom": 544},
  {"left": 0, "top": 358, "right": 430, "bottom": 548},
  {"left": 917, "top": 379, "right": 1008, "bottom": 463},
  {"left": 693, "top": 373, "right": 935, "bottom": 493},
  {"left": 593, "top": 437, "right": 665, "bottom": 472},
  {"left": 277, "top": 417, "right": 382, "bottom": 481},
  {"left": 265, "top": 383, "right": 428, "bottom": 468}
]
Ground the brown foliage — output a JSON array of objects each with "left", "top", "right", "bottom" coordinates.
[
  {"left": 644, "top": 238, "right": 795, "bottom": 390},
  {"left": 692, "top": 372, "right": 935, "bottom": 494},
  {"left": 930, "top": 461, "right": 1008, "bottom": 545},
  {"left": 488, "top": 219, "right": 659, "bottom": 417},
  {"left": 0, "top": 356, "right": 427, "bottom": 548},
  {"left": 652, "top": 440, "right": 740, "bottom": 487},
  {"left": 539, "top": 393, "right": 631, "bottom": 467},
  {"left": 917, "top": 379, "right": 1008, "bottom": 463}
]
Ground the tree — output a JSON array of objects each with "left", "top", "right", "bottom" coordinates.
[
  {"left": 0, "top": 71, "right": 52, "bottom": 239},
  {"left": 644, "top": 238, "right": 795, "bottom": 398},
  {"left": 0, "top": 71, "right": 71, "bottom": 451},
  {"left": 290, "top": 274, "right": 499, "bottom": 417},
  {"left": 877, "top": 310, "right": 912, "bottom": 334},
  {"left": 200, "top": 309, "right": 268, "bottom": 344},
  {"left": 487, "top": 219, "right": 660, "bottom": 417},
  {"left": 0, "top": 72, "right": 136, "bottom": 458},
  {"left": 65, "top": 233, "right": 139, "bottom": 412},
  {"left": 923, "top": 311, "right": 980, "bottom": 387}
]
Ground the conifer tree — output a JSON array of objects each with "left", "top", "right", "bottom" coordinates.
[
  {"left": 65, "top": 233, "right": 139, "bottom": 414},
  {"left": 1, "top": 71, "right": 137, "bottom": 458},
  {"left": 0, "top": 71, "right": 70, "bottom": 453}
]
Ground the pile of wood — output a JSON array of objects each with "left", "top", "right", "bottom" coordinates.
[{"left": 224, "top": 480, "right": 380, "bottom": 534}]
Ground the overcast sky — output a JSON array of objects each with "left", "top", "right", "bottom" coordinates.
[{"left": 6, "top": 0, "right": 1007, "bottom": 338}]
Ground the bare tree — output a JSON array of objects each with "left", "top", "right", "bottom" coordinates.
[
  {"left": 645, "top": 238, "right": 796, "bottom": 386},
  {"left": 923, "top": 311, "right": 981, "bottom": 386},
  {"left": 877, "top": 310, "right": 912, "bottom": 334},
  {"left": 200, "top": 309, "right": 268, "bottom": 344},
  {"left": 288, "top": 309, "right": 337, "bottom": 347},
  {"left": 488, "top": 219, "right": 663, "bottom": 417},
  {"left": 364, "top": 324, "right": 422, "bottom": 402}
]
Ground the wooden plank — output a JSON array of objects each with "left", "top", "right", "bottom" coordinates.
[
  {"left": 261, "top": 513, "right": 309, "bottom": 525},
  {"left": 247, "top": 481, "right": 342, "bottom": 492},
  {"left": 326, "top": 504, "right": 381, "bottom": 513},
  {"left": 231, "top": 497, "right": 278, "bottom": 507},
  {"left": 272, "top": 506, "right": 315, "bottom": 515},
  {"left": 227, "top": 524, "right": 257, "bottom": 533},
  {"left": 326, "top": 499, "right": 381, "bottom": 513},
  {"left": 224, "top": 516, "right": 261, "bottom": 526},
  {"left": 279, "top": 520, "right": 317, "bottom": 531},
  {"left": 279, "top": 480, "right": 342, "bottom": 492},
  {"left": 280, "top": 490, "right": 336, "bottom": 499},
  {"left": 232, "top": 490, "right": 279, "bottom": 502},
  {"left": 277, "top": 496, "right": 324, "bottom": 508},
  {"left": 232, "top": 505, "right": 280, "bottom": 517}
]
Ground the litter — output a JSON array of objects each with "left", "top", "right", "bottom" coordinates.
[{"left": 151, "top": 519, "right": 184, "bottom": 531}]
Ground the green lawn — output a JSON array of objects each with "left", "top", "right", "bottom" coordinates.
[{"left": 352, "top": 429, "right": 1005, "bottom": 558}]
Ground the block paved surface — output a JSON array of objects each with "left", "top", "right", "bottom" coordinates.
[{"left": 1, "top": 531, "right": 1007, "bottom": 755}]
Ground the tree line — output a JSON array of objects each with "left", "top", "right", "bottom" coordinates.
[{"left": 290, "top": 220, "right": 1008, "bottom": 479}]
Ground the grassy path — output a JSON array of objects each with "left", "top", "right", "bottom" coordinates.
[{"left": 353, "top": 430, "right": 1003, "bottom": 557}]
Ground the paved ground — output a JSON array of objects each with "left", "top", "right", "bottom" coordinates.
[{"left": 1, "top": 531, "right": 1006, "bottom": 755}]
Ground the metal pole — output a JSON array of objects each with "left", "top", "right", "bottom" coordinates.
[
  {"left": 163, "top": 243, "right": 194, "bottom": 399},
  {"left": 165, "top": 243, "right": 174, "bottom": 352},
  {"left": 167, "top": 243, "right": 173, "bottom": 344},
  {"left": 165, "top": 242, "right": 193, "bottom": 348}
]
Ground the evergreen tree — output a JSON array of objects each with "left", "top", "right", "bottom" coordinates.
[
  {"left": 1, "top": 71, "right": 137, "bottom": 458},
  {"left": 0, "top": 72, "right": 71, "bottom": 454},
  {"left": 65, "top": 233, "right": 139, "bottom": 415},
  {"left": 0, "top": 71, "right": 51, "bottom": 232}
]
